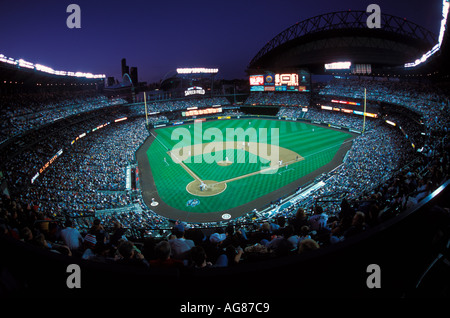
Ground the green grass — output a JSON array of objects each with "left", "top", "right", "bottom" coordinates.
[
  {"left": 146, "top": 119, "right": 353, "bottom": 213},
  {"left": 185, "top": 149, "right": 270, "bottom": 182}
]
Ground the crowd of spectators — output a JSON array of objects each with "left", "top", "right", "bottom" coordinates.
[
  {"left": 126, "top": 97, "right": 230, "bottom": 116},
  {"left": 13, "top": 117, "right": 148, "bottom": 216},
  {"left": 276, "top": 107, "right": 307, "bottom": 119},
  {"left": 222, "top": 109, "right": 245, "bottom": 117},
  {"left": 3, "top": 109, "right": 129, "bottom": 193},
  {"left": 0, "top": 192, "right": 356, "bottom": 270},
  {"left": 276, "top": 106, "right": 379, "bottom": 131},
  {"left": 0, "top": 91, "right": 126, "bottom": 140},
  {"left": 245, "top": 92, "right": 310, "bottom": 107},
  {"left": 145, "top": 97, "right": 229, "bottom": 113},
  {"left": 319, "top": 77, "right": 450, "bottom": 132},
  {"left": 0, "top": 87, "right": 448, "bottom": 271},
  {"left": 3, "top": 128, "right": 447, "bottom": 268}
]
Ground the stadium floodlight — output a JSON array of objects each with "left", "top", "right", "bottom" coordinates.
[
  {"left": 35, "top": 64, "right": 55, "bottom": 74},
  {"left": 405, "top": 0, "right": 449, "bottom": 68},
  {"left": 1, "top": 55, "right": 17, "bottom": 65},
  {"left": 439, "top": 0, "right": 450, "bottom": 46},
  {"left": 18, "top": 59, "right": 34, "bottom": 69},
  {"left": 325, "top": 61, "right": 352, "bottom": 70},
  {"left": 0, "top": 52, "right": 106, "bottom": 79},
  {"left": 115, "top": 117, "right": 128, "bottom": 123},
  {"left": 176, "top": 68, "right": 219, "bottom": 74},
  {"left": 386, "top": 120, "right": 397, "bottom": 126}
]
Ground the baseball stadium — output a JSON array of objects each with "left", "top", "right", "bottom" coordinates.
[{"left": 1, "top": 1, "right": 450, "bottom": 301}]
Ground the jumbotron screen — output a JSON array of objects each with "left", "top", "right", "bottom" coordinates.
[
  {"left": 249, "top": 75, "right": 264, "bottom": 86},
  {"left": 275, "top": 73, "right": 298, "bottom": 86},
  {"left": 249, "top": 69, "right": 310, "bottom": 92}
]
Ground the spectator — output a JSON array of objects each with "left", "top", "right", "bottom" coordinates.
[
  {"left": 116, "top": 240, "right": 149, "bottom": 269},
  {"left": 298, "top": 239, "right": 320, "bottom": 254},
  {"left": 188, "top": 246, "right": 215, "bottom": 268},
  {"left": 344, "top": 212, "right": 367, "bottom": 239},
  {"left": 265, "top": 234, "right": 293, "bottom": 257},
  {"left": 168, "top": 223, "right": 195, "bottom": 260},
  {"left": 83, "top": 232, "right": 97, "bottom": 251},
  {"left": 19, "top": 227, "right": 33, "bottom": 244},
  {"left": 250, "top": 222, "right": 272, "bottom": 244},
  {"left": 290, "top": 207, "right": 309, "bottom": 234},
  {"left": 298, "top": 225, "right": 312, "bottom": 243},
  {"left": 284, "top": 225, "right": 300, "bottom": 250},
  {"left": 82, "top": 242, "right": 114, "bottom": 263},
  {"left": 60, "top": 219, "right": 84, "bottom": 254},
  {"left": 149, "top": 240, "right": 183, "bottom": 268},
  {"left": 184, "top": 227, "right": 206, "bottom": 246},
  {"left": 204, "top": 232, "right": 227, "bottom": 265},
  {"left": 88, "top": 219, "right": 109, "bottom": 247},
  {"left": 109, "top": 221, "right": 127, "bottom": 248},
  {"left": 225, "top": 245, "right": 244, "bottom": 266},
  {"left": 30, "top": 233, "right": 50, "bottom": 250},
  {"left": 35, "top": 212, "right": 51, "bottom": 236},
  {"left": 222, "top": 225, "right": 247, "bottom": 249}
]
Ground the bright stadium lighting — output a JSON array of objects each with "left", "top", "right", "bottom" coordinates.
[
  {"left": 386, "top": 120, "right": 397, "bottom": 126},
  {"left": 176, "top": 68, "right": 219, "bottom": 74},
  {"left": 18, "top": 59, "right": 34, "bottom": 69},
  {"left": 405, "top": 0, "right": 449, "bottom": 68},
  {"left": 439, "top": 0, "right": 450, "bottom": 45},
  {"left": 325, "top": 61, "right": 352, "bottom": 70},
  {"left": 0, "top": 53, "right": 106, "bottom": 79}
]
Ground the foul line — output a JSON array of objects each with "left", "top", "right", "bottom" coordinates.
[
  {"left": 166, "top": 138, "right": 354, "bottom": 191},
  {"left": 168, "top": 150, "right": 204, "bottom": 183},
  {"left": 212, "top": 157, "right": 302, "bottom": 185}
]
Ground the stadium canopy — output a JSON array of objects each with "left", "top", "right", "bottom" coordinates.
[{"left": 247, "top": 10, "right": 438, "bottom": 75}]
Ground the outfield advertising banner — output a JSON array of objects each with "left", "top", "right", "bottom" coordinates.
[{"left": 250, "top": 86, "right": 265, "bottom": 92}]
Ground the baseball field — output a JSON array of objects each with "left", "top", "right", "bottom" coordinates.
[{"left": 136, "top": 118, "right": 356, "bottom": 222}]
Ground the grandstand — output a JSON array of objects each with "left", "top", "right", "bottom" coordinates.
[{"left": 0, "top": 2, "right": 449, "bottom": 301}]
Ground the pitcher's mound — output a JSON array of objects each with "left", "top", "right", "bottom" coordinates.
[
  {"left": 217, "top": 160, "right": 232, "bottom": 167},
  {"left": 186, "top": 180, "right": 227, "bottom": 197}
]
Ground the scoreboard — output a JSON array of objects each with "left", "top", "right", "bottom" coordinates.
[{"left": 249, "top": 69, "right": 310, "bottom": 92}]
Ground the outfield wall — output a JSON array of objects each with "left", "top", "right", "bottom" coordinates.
[{"left": 147, "top": 114, "right": 362, "bottom": 134}]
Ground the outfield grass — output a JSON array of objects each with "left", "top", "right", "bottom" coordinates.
[
  {"left": 146, "top": 119, "right": 353, "bottom": 214},
  {"left": 185, "top": 149, "right": 269, "bottom": 182}
]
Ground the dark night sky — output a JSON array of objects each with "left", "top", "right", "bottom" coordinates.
[{"left": 0, "top": 0, "right": 443, "bottom": 83}]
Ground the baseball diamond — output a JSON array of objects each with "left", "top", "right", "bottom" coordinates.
[{"left": 136, "top": 118, "right": 356, "bottom": 223}]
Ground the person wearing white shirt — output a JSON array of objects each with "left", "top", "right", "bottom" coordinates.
[{"left": 60, "top": 220, "right": 83, "bottom": 252}]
